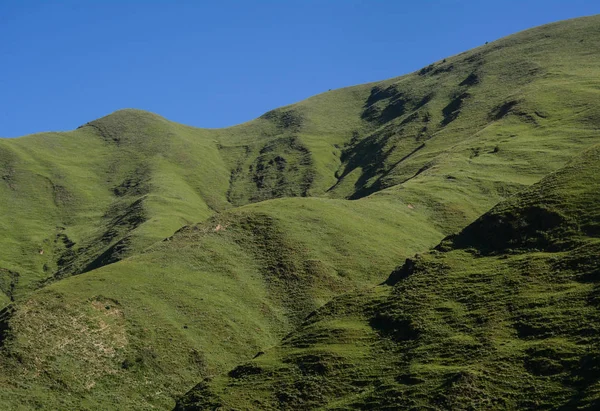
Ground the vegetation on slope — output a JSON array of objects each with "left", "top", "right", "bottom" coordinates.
[
  {"left": 0, "top": 85, "right": 444, "bottom": 410},
  {"left": 177, "top": 144, "right": 600, "bottom": 410},
  {"left": 0, "top": 195, "right": 442, "bottom": 409},
  {"left": 0, "top": 14, "right": 598, "bottom": 410},
  {"left": 2, "top": 16, "right": 600, "bottom": 300},
  {"left": 0, "top": 110, "right": 231, "bottom": 299}
]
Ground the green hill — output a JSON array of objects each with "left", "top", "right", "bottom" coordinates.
[
  {"left": 0, "top": 14, "right": 599, "bottom": 410},
  {"left": 177, "top": 143, "right": 600, "bottom": 410}
]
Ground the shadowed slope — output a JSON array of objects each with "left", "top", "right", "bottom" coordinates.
[{"left": 177, "top": 145, "right": 600, "bottom": 410}]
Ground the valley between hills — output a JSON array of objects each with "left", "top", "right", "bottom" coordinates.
[{"left": 0, "top": 15, "right": 599, "bottom": 410}]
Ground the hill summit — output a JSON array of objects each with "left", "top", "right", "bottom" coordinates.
[{"left": 0, "top": 14, "right": 599, "bottom": 410}]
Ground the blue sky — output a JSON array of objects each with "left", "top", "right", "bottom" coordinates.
[{"left": 1, "top": 1, "right": 598, "bottom": 137}]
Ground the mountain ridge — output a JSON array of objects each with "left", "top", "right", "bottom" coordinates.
[
  {"left": 177, "top": 143, "right": 600, "bottom": 410},
  {"left": 0, "top": 14, "right": 599, "bottom": 409}
]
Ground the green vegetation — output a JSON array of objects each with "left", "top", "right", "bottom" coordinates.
[
  {"left": 179, "top": 145, "right": 600, "bottom": 410},
  {"left": 0, "top": 195, "right": 443, "bottom": 409},
  {"left": 0, "top": 14, "right": 599, "bottom": 410}
]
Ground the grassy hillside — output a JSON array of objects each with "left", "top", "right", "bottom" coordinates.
[
  {"left": 4, "top": 16, "right": 600, "bottom": 302},
  {"left": 0, "top": 14, "right": 599, "bottom": 410},
  {"left": 0, "top": 195, "right": 443, "bottom": 409},
  {"left": 177, "top": 144, "right": 600, "bottom": 410},
  {"left": 0, "top": 110, "right": 232, "bottom": 299}
]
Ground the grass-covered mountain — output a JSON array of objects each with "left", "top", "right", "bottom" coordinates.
[
  {"left": 0, "top": 14, "right": 599, "bottom": 410},
  {"left": 177, "top": 143, "right": 600, "bottom": 410}
]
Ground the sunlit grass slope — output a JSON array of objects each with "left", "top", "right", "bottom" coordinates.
[
  {"left": 0, "top": 110, "right": 231, "bottom": 299},
  {"left": 0, "top": 195, "right": 442, "bottom": 409},
  {"left": 178, "top": 144, "right": 600, "bottom": 410},
  {"left": 0, "top": 14, "right": 598, "bottom": 411},
  {"left": 2, "top": 16, "right": 600, "bottom": 302}
]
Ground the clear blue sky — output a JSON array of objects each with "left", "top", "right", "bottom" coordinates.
[{"left": 1, "top": 1, "right": 598, "bottom": 137}]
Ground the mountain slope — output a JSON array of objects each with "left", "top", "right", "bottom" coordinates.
[
  {"left": 177, "top": 144, "right": 600, "bottom": 410},
  {"left": 0, "top": 110, "right": 232, "bottom": 299},
  {"left": 0, "top": 14, "right": 599, "bottom": 410},
  {"left": 0, "top": 195, "right": 442, "bottom": 409},
  {"left": 3, "top": 16, "right": 600, "bottom": 302}
]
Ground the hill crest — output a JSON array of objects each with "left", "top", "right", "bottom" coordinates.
[{"left": 0, "top": 14, "right": 600, "bottom": 409}]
